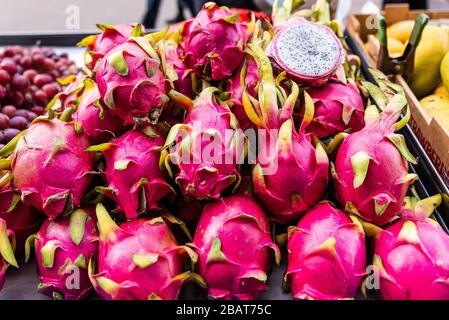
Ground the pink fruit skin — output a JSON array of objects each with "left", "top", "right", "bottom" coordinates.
[
  {"left": 253, "top": 120, "right": 329, "bottom": 225},
  {"left": 12, "top": 119, "right": 94, "bottom": 220},
  {"left": 166, "top": 88, "right": 242, "bottom": 200},
  {"left": 182, "top": 2, "right": 247, "bottom": 81},
  {"left": 96, "top": 39, "right": 169, "bottom": 125},
  {"left": 267, "top": 18, "right": 344, "bottom": 87},
  {"left": 80, "top": 23, "right": 142, "bottom": 70},
  {"left": 33, "top": 209, "right": 98, "bottom": 300},
  {"left": 72, "top": 80, "right": 125, "bottom": 144},
  {"left": 375, "top": 215, "right": 449, "bottom": 299},
  {"left": 303, "top": 80, "right": 365, "bottom": 138},
  {"left": 286, "top": 203, "right": 366, "bottom": 300},
  {"left": 165, "top": 42, "right": 193, "bottom": 98},
  {"left": 0, "top": 181, "right": 45, "bottom": 252},
  {"left": 227, "top": 57, "right": 259, "bottom": 130},
  {"left": 192, "top": 195, "right": 280, "bottom": 300},
  {"left": 91, "top": 208, "right": 195, "bottom": 300},
  {"left": 333, "top": 109, "right": 413, "bottom": 226},
  {"left": 100, "top": 129, "right": 174, "bottom": 219}
]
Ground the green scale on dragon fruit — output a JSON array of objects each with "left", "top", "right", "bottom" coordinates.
[
  {"left": 0, "top": 218, "right": 18, "bottom": 292},
  {"left": 89, "top": 203, "right": 205, "bottom": 300},
  {"left": 25, "top": 208, "right": 98, "bottom": 300}
]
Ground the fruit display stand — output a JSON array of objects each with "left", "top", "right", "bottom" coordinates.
[
  {"left": 0, "top": 10, "right": 448, "bottom": 299},
  {"left": 346, "top": 4, "right": 449, "bottom": 210}
]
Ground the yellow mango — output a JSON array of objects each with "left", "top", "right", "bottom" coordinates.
[
  {"left": 387, "top": 20, "right": 415, "bottom": 43},
  {"left": 420, "top": 94, "right": 449, "bottom": 131},
  {"left": 441, "top": 51, "right": 449, "bottom": 95}
]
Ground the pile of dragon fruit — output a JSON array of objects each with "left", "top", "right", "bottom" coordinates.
[{"left": 0, "top": 0, "right": 447, "bottom": 300}]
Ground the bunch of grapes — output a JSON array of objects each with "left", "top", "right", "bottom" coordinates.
[{"left": 0, "top": 45, "right": 78, "bottom": 148}]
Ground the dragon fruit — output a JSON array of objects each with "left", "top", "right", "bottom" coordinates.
[
  {"left": 191, "top": 195, "right": 280, "bottom": 299},
  {"left": 8, "top": 118, "right": 94, "bottom": 219},
  {"left": 88, "top": 129, "right": 174, "bottom": 220},
  {"left": 25, "top": 208, "right": 98, "bottom": 300},
  {"left": 332, "top": 84, "right": 417, "bottom": 226},
  {"left": 267, "top": 17, "right": 344, "bottom": 87},
  {"left": 242, "top": 45, "right": 329, "bottom": 224},
  {"left": 285, "top": 202, "right": 366, "bottom": 300},
  {"left": 301, "top": 80, "right": 365, "bottom": 138},
  {"left": 78, "top": 23, "right": 145, "bottom": 70},
  {"left": 373, "top": 195, "right": 449, "bottom": 300},
  {"left": 0, "top": 218, "right": 18, "bottom": 291},
  {"left": 72, "top": 78, "right": 126, "bottom": 144},
  {"left": 89, "top": 203, "right": 204, "bottom": 300},
  {"left": 96, "top": 36, "right": 170, "bottom": 125},
  {"left": 182, "top": 2, "right": 248, "bottom": 81},
  {"left": 162, "top": 87, "right": 243, "bottom": 200},
  {"left": 0, "top": 175, "right": 45, "bottom": 252}
]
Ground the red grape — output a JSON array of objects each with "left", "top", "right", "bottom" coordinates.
[
  {"left": 2, "top": 105, "right": 16, "bottom": 117},
  {"left": 0, "top": 70, "right": 10, "bottom": 85},
  {"left": 33, "top": 74, "right": 53, "bottom": 87},
  {"left": 11, "top": 74, "right": 30, "bottom": 92},
  {"left": 9, "top": 116, "right": 28, "bottom": 130},
  {"left": 31, "top": 105, "right": 45, "bottom": 116},
  {"left": 0, "top": 85, "right": 7, "bottom": 100},
  {"left": 4, "top": 128, "right": 20, "bottom": 142},
  {"left": 0, "top": 114, "right": 9, "bottom": 129},
  {"left": 0, "top": 59, "right": 17, "bottom": 75}
]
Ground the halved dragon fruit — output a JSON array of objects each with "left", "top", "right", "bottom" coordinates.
[
  {"left": 89, "top": 203, "right": 204, "bottom": 300},
  {"left": 0, "top": 174, "right": 45, "bottom": 252},
  {"left": 182, "top": 2, "right": 248, "bottom": 81},
  {"left": 192, "top": 195, "right": 280, "bottom": 299},
  {"left": 267, "top": 18, "right": 344, "bottom": 87},
  {"left": 8, "top": 118, "right": 94, "bottom": 220},
  {"left": 0, "top": 218, "right": 18, "bottom": 291},
  {"left": 162, "top": 87, "right": 243, "bottom": 200},
  {"left": 302, "top": 79, "right": 365, "bottom": 138},
  {"left": 88, "top": 128, "right": 175, "bottom": 220},
  {"left": 96, "top": 36, "right": 170, "bottom": 125},
  {"left": 373, "top": 195, "right": 449, "bottom": 299},
  {"left": 333, "top": 72, "right": 417, "bottom": 226},
  {"left": 78, "top": 23, "right": 145, "bottom": 70},
  {"left": 242, "top": 45, "right": 329, "bottom": 224},
  {"left": 285, "top": 202, "right": 366, "bottom": 300},
  {"left": 26, "top": 208, "right": 98, "bottom": 300}
]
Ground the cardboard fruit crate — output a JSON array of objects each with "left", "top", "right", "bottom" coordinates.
[{"left": 346, "top": 4, "right": 449, "bottom": 190}]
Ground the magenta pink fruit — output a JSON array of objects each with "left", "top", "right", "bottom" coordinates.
[
  {"left": 90, "top": 129, "right": 174, "bottom": 219},
  {"left": 164, "top": 39, "right": 194, "bottom": 99},
  {"left": 11, "top": 118, "right": 94, "bottom": 219},
  {"left": 78, "top": 23, "right": 145, "bottom": 70},
  {"left": 72, "top": 78, "right": 125, "bottom": 144},
  {"left": 285, "top": 202, "right": 366, "bottom": 300},
  {"left": 243, "top": 45, "right": 329, "bottom": 224},
  {"left": 26, "top": 208, "right": 98, "bottom": 300},
  {"left": 373, "top": 195, "right": 449, "bottom": 299},
  {"left": 192, "top": 195, "right": 280, "bottom": 300},
  {"left": 267, "top": 18, "right": 344, "bottom": 86},
  {"left": 333, "top": 93, "right": 417, "bottom": 226},
  {"left": 302, "top": 80, "right": 365, "bottom": 138},
  {"left": 182, "top": 2, "right": 248, "bottom": 81},
  {"left": 89, "top": 203, "right": 203, "bottom": 300},
  {"left": 0, "top": 218, "right": 18, "bottom": 291},
  {"left": 162, "top": 87, "right": 243, "bottom": 200},
  {"left": 0, "top": 177, "right": 45, "bottom": 252},
  {"left": 96, "top": 37, "right": 170, "bottom": 125},
  {"left": 227, "top": 56, "right": 259, "bottom": 130}
]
